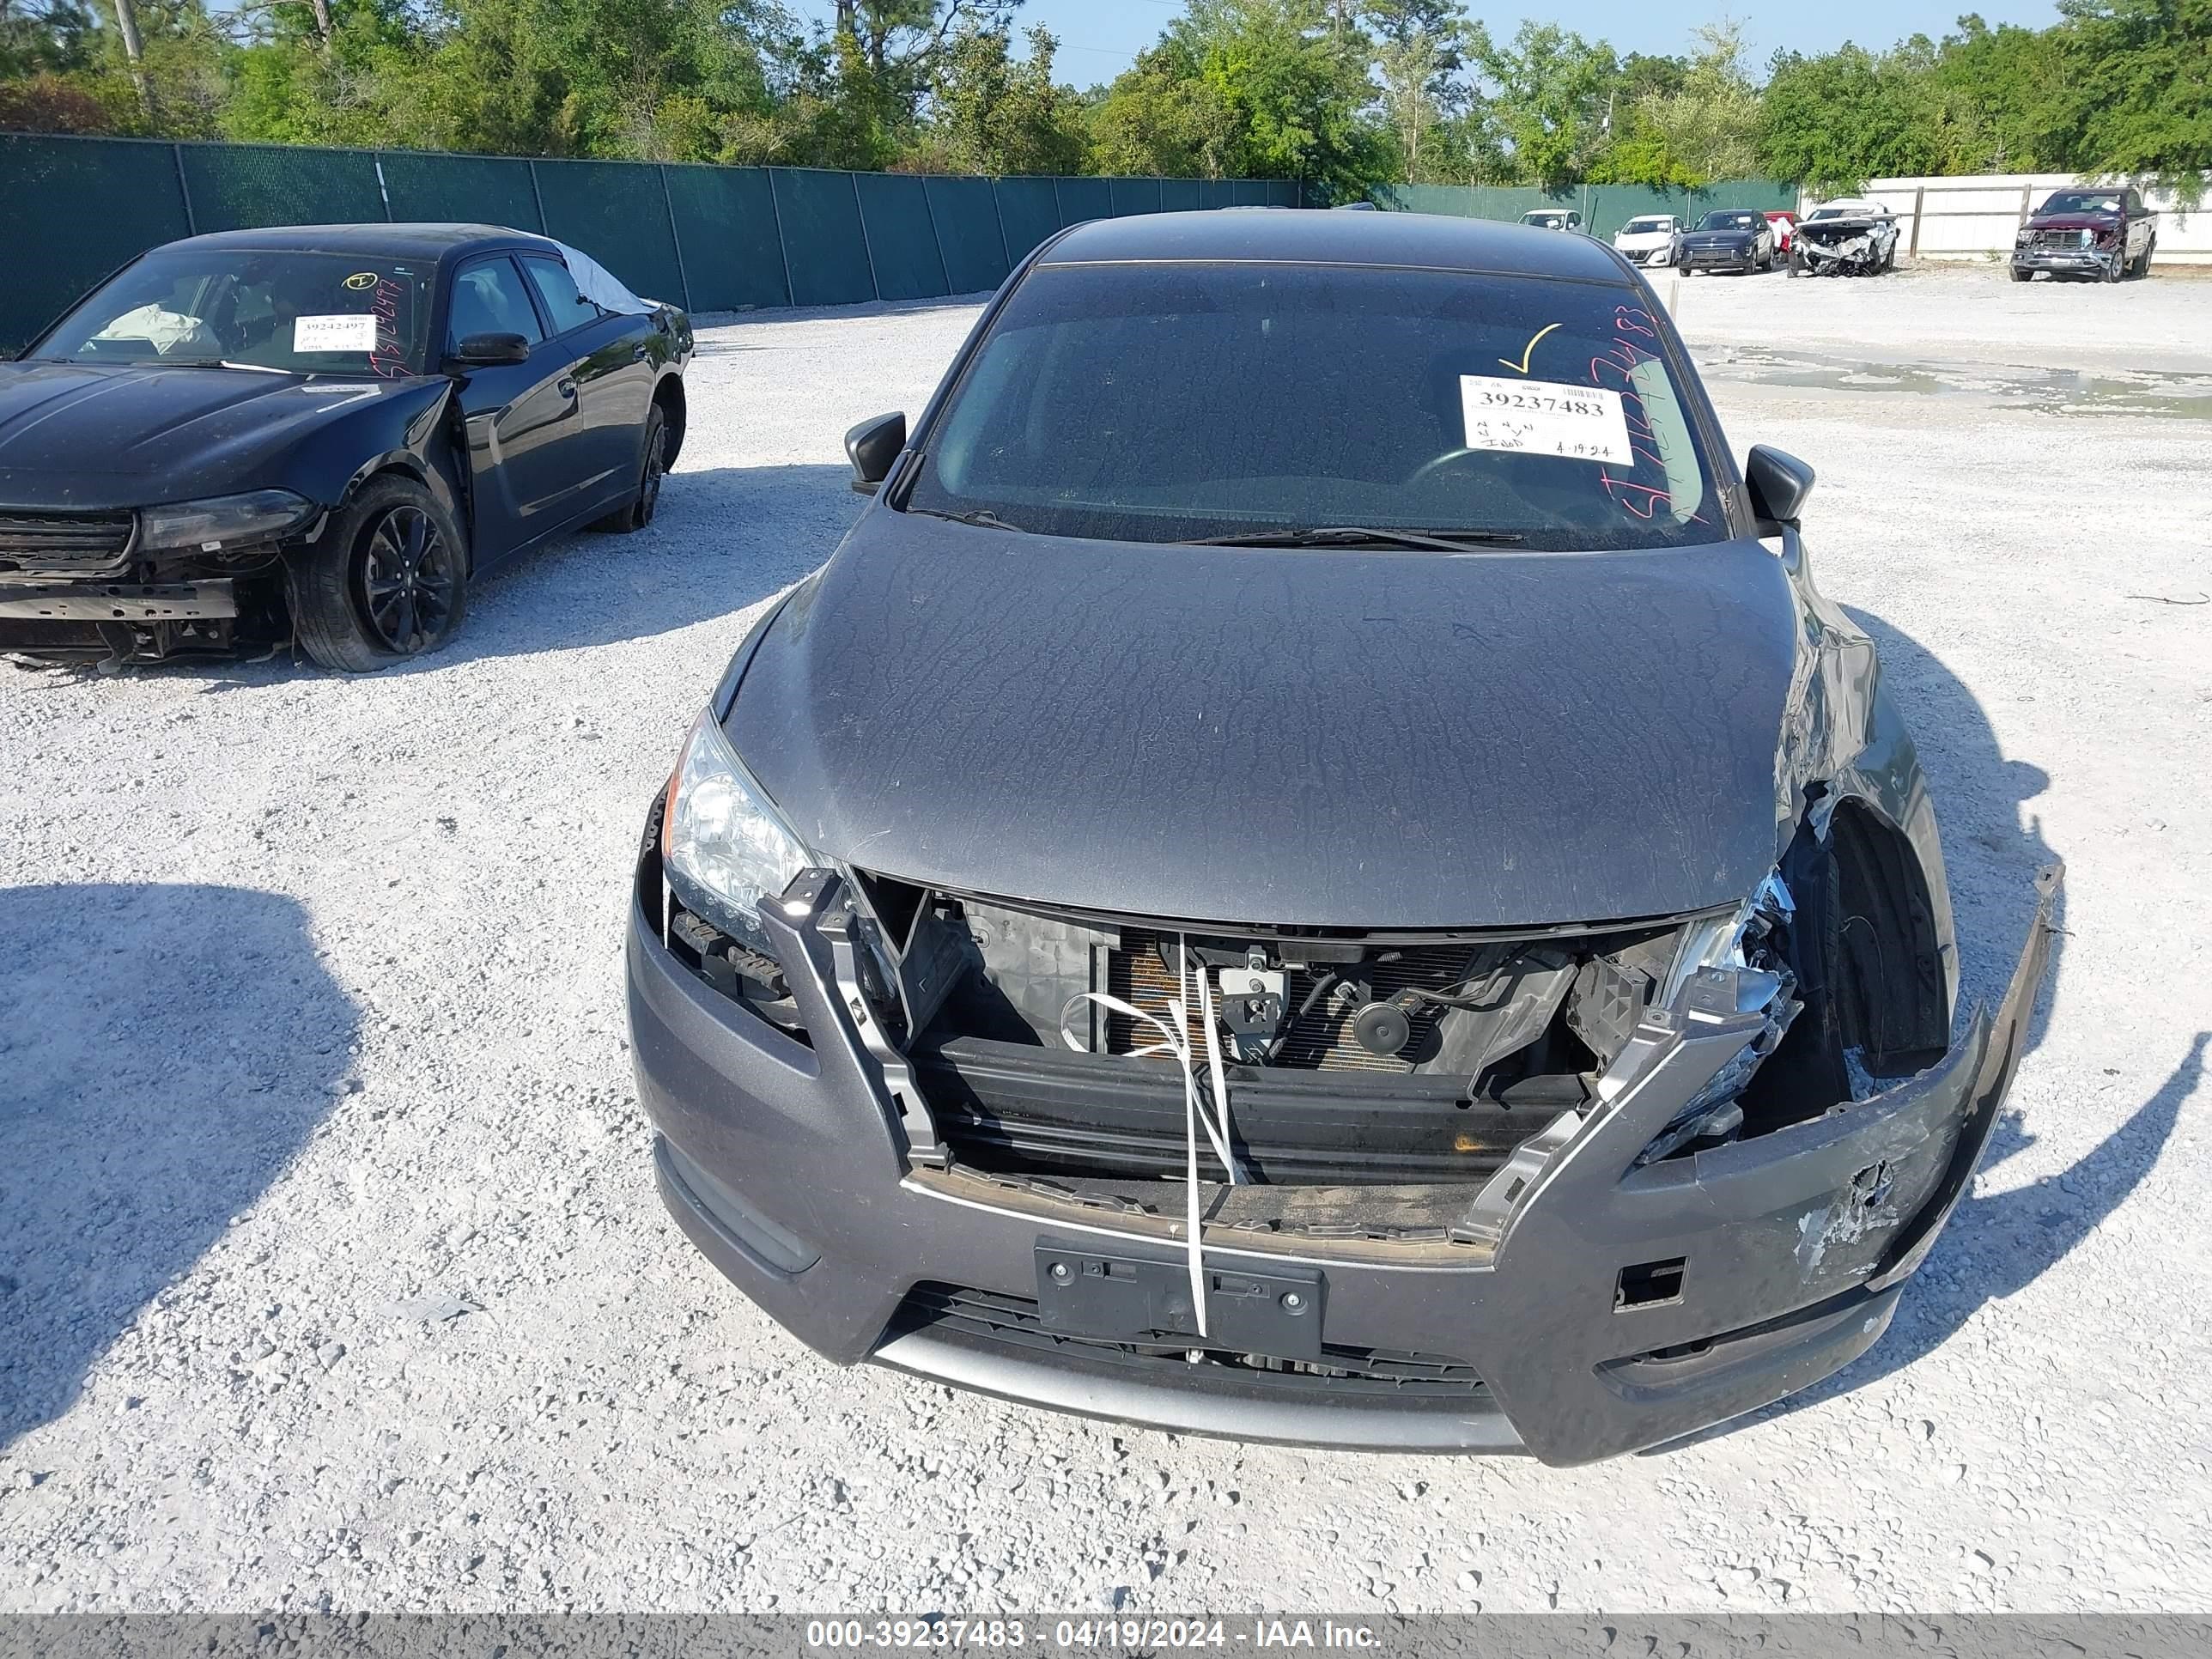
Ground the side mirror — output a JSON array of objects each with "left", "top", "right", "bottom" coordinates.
[
  {"left": 845, "top": 411, "right": 907, "bottom": 495},
  {"left": 1744, "top": 445, "right": 1815, "bottom": 532},
  {"left": 449, "top": 331, "right": 532, "bottom": 367}
]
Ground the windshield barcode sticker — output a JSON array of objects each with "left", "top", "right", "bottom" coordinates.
[
  {"left": 294, "top": 313, "right": 379, "bottom": 353},
  {"left": 1460, "top": 375, "right": 1635, "bottom": 465}
]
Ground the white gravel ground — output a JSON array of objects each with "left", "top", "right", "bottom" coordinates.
[{"left": 3, "top": 261, "right": 2209, "bottom": 1615}]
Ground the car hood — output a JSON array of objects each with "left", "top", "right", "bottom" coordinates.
[
  {"left": 726, "top": 514, "right": 1801, "bottom": 928},
  {"left": 2024, "top": 214, "right": 2118, "bottom": 233},
  {"left": 1681, "top": 228, "right": 1757, "bottom": 246},
  {"left": 0, "top": 361, "right": 435, "bottom": 508}
]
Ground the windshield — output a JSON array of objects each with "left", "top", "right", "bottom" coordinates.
[
  {"left": 1621, "top": 217, "right": 1672, "bottom": 234},
  {"left": 31, "top": 248, "right": 431, "bottom": 377},
  {"left": 903, "top": 262, "right": 1722, "bottom": 551},
  {"left": 2040, "top": 191, "right": 2122, "bottom": 216},
  {"left": 1698, "top": 211, "right": 1761, "bottom": 232},
  {"left": 1524, "top": 213, "right": 1567, "bottom": 227}
]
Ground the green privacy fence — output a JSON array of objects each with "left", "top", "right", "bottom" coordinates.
[
  {"left": 1370, "top": 180, "right": 1801, "bottom": 240},
  {"left": 0, "top": 131, "right": 1300, "bottom": 352}
]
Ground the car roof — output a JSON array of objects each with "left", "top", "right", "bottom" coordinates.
[
  {"left": 1039, "top": 210, "right": 1630, "bottom": 284},
  {"left": 155, "top": 222, "right": 557, "bottom": 263}
]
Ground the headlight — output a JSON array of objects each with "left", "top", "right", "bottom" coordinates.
[
  {"left": 660, "top": 708, "right": 815, "bottom": 958},
  {"left": 138, "top": 489, "right": 317, "bottom": 552}
]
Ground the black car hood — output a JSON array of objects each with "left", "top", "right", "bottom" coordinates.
[
  {"left": 0, "top": 361, "right": 437, "bottom": 509},
  {"left": 726, "top": 514, "right": 1801, "bottom": 929},
  {"left": 1680, "top": 229, "right": 1758, "bottom": 247}
]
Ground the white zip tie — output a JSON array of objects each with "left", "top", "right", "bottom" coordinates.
[{"left": 1059, "top": 933, "right": 1242, "bottom": 1338}]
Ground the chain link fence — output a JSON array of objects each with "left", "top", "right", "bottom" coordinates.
[{"left": 0, "top": 133, "right": 1302, "bottom": 352}]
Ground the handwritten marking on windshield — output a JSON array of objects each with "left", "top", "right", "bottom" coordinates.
[{"left": 1498, "top": 322, "right": 1562, "bottom": 375}]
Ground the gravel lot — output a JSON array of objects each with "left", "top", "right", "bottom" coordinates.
[{"left": 3, "top": 260, "right": 2209, "bottom": 1615}]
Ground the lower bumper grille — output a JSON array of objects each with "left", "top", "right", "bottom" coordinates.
[
  {"left": 887, "top": 1281, "right": 1489, "bottom": 1400},
  {"left": 0, "top": 510, "right": 135, "bottom": 575}
]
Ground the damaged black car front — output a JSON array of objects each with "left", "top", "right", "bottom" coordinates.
[{"left": 624, "top": 210, "right": 2059, "bottom": 1465}]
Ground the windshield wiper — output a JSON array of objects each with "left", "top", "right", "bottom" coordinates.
[
  {"left": 1184, "top": 526, "right": 1526, "bottom": 551},
  {"left": 905, "top": 506, "right": 1026, "bottom": 532}
]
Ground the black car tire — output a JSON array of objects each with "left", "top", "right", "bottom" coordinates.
[
  {"left": 289, "top": 473, "right": 469, "bottom": 673},
  {"left": 2104, "top": 246, "right": 2125, "bottom": 283},
  {"left": 592, "top": 405, "right": 668, "bottom": 534},
  {"left": 2010, "top": 264, "right": 2032, "bottom": 282}
]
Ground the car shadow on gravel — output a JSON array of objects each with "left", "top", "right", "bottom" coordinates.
[
  {"left": 1654, "top": 609, "right": 2194, "bottom": 1452},
  {"left": 0, "top": 883, "right": 356, "bottom": 1449}
]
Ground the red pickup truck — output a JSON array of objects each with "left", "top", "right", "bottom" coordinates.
[{"left": 2012, "top": 187, "right": 2159, "bottom": 283}]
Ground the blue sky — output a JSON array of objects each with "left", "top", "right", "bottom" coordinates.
[{"left": 790, "top": 2, "right": 2067, "bottom": 82}]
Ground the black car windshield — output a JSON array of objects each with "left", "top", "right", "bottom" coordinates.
[
  {"left": 1698, "top": 211, "right": 1761, "bottom": 232},
  {"left": 30, "top": 248, "right": 431, "bottom": 377},
  {"left": 2040, "top": 191, "right": 2122, "bottom": 215},
  {"left": 903, "top": 262, "right": 1722, "bottom": 551}
]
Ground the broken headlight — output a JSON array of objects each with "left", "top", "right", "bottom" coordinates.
[
  {"left": 661, "top": 709, "right": 815, "bottom": 959},
  {"left": 137, "top": 489, "right": 317, "bottom": 552}
]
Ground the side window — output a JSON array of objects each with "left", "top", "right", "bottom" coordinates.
[
  {"left": 2125, "top": 191, "right": 2145, "bottom": 215},
  {"left": 447, "top": 259, "right": 544, "bottom": 350},
  {"left": 520, "top": 256, "right": 604, "bottom": 336}
]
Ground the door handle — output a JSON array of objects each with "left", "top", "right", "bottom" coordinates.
[
  {"left": 630, "top": 343, "right": 652, "bottom": 362},
  {"left": 556, "top": 378, "right": 577, "bottom": 399}
]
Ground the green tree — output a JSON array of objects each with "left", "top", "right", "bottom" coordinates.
[
  {"left": 1616, "top": 21, "right": 1760, "bottom": 185},
  {"left": 2051, "top": 0, "right": 2212, "bottom": 191},
  {"left": 909, "top": 21, "right": 1083, "bottom": 174},
  {"left": 1477, "top": 21, "right": 1618, "bottom": 188},
  {"left": 1757, "top": 40, "right": 1954, "bottom": 191},
  {"left": 1365, "top": 0, "right": 1480, "bottom": 183},
  {"left": 1086, "top": 35, "right": 1240, "bottom": 176}
]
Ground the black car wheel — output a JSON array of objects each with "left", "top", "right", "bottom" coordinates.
[
  {"left": 289, "top": 474, "right": 469, "bottom": 672},
  {"left": 2104, "top": 246, "right": 2125, "bottom": 283},
  {"left": 592, "top": 405, "right": 668, "bottom": 534}
]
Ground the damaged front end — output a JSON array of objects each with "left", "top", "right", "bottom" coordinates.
[
  {"left": 629, "top": 765, "right": 2063, "bottom": 1462},
  {"left": 1796, "top": 217, "right": 1898, "bottom": 276},
  {"left": 0, "top": 505, "right": 300, "bottom": 663}
]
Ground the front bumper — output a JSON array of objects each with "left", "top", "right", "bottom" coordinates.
[
  {"left": 1680, "top": 245, "right": 1760, "bottom": 270},
  {"left": 2012, "top": 247, "right": 2119, "bottom": 276},
  {"left": 0, "top": 579, "right": 239, "bottom": 623},
  {"left": 627, "top": 851, "right": 2060, "bottom": 1466}
]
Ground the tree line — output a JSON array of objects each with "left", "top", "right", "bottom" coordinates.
[{"left": 2, "top": 0, "right": 2205, "bottom": 198}]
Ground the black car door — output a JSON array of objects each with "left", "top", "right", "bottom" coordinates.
[
  {"left": 444, "top": 253, "right": 590, "bottom": 564},
  {"left": 517, "top": 252, "right": 658, "bottom": 520}
]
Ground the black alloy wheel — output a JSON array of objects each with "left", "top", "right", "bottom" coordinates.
[
  {"left": 360, "top": 503, "right": 461, "bottom": 653},
  {"left": 288, "top": 472, "right": 471, "bottom": 672}
]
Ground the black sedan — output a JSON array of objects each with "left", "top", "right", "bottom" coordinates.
[
  {"left": 624, "top": 210, "right": 2059, "bottom": 1464},
  {"left": 0, "top": 223, "right": 691, "bottom": 668},
  {"left": 1675, "top": 208, "right": 1778, "bottom": 274}
]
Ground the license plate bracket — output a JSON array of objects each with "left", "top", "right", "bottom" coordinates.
[{"left": 1034, "top": 1238, "right": 1325, "bottom": 1361}]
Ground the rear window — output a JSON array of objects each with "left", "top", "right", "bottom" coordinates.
[{"left": 904, "top": 261, "right": 1723, "bottom": 551}]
